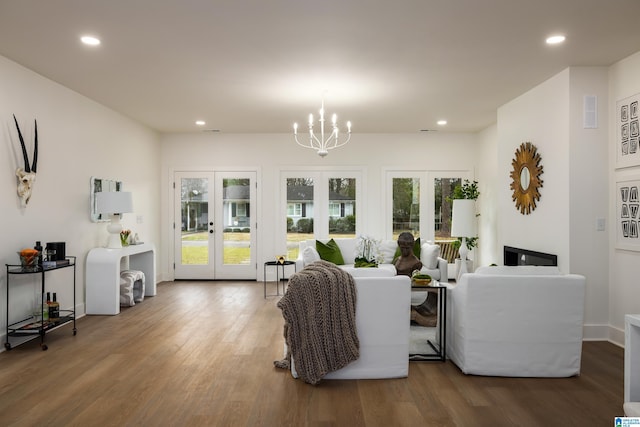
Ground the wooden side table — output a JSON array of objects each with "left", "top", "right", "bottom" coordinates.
[{"left": 263, "top": 260, "right": 295, "bottom": 298}]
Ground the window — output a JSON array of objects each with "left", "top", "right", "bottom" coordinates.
[
  {"left": 285, "top": 177, "right": 315, "bottom": 260},
  {"left": 385, "top": 170, "right": 470, "bottom": 247},
  {"left": 328, "top": 177, "right": 356, "bottom": 238},
  {"left": 434, "top": 177, "right": 461, "bottom": 240},
  {"left": 236, "top": 202, "right": 247, "bottom": 217},
  {"left": 287, "top": 203, "right": 302, "bottom": 217},
  {"left": 282, "top": 171, "right": 362, "bottom": 259},
  {"left": 392, "top": 177, "right": 420, "bottom": 239}
]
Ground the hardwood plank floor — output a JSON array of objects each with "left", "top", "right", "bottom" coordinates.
[{"left": 0, "top": 281, "right": 625, "bottom": 426}]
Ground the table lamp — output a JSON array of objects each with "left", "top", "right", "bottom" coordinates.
[
  {"left": 451, "top": 199, "right": 477, "bottom": 279},
  {"left": 96, "top": 191, "right": 133, "bottom": 249}
]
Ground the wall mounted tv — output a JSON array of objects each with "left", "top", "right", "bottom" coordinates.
[{"left": 503, "top": 246, "right": 557, "bottom": 267}]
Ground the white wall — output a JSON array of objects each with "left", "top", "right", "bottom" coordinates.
[
  {"left": 0, "top": 55, "right": 161, "bottom": 339},
  {"left": 609, "top": 51, "right": 640, "bottom": 345},
  {"left": 492, "top": 67, "right": 611, "bottom": 340},
  {"left": 568, "top": 67, "right": 610, "bottom": 340},
  {"left": 476, "top": 124, "right": 498, "bottom": 267},
  {"left": 160, "top": 132, "right": 479, "bottom": 281},
  {"left": 497, "top": 69, "right": 572, "bottom": 271}
]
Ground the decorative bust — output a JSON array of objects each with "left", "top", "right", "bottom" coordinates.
[
  {"left": 394, "top": 232, "right": 438, "bottom": 327},
  {"left": 394, "top": 232, "right": 422, "bottom": 276}
]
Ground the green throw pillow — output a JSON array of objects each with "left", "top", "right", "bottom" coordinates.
[
  {"left": 392, "top": 237, "right": 421, "bottom": 264},
  {"left": 316, "top": 239, "right": 345, "bottom": 265}
]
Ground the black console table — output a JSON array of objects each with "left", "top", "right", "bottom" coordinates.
[
  {"left": 5, "top": 257, "right": 77, "bottom": 351},
  {"left": 409, "top": 283, "right": 447, "bottom": 362}
]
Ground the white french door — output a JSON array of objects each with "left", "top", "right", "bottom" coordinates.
[{"left": 174, "top": 171, "right": 257, "bottom": 280}]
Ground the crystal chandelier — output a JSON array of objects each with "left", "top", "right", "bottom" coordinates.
[{"left": 293, "top": 98, "right": 351, "bottom": 157}]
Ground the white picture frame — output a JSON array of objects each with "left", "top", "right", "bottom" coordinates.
[
  {"left": 616, "top": 93, "right": 640, "bottom": 169},
  {"left": 616, "top": 176, "right": 640, "bottom": 251}
]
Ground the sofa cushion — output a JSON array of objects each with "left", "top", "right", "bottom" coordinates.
[
  {"left": 302, "top": 246, "right": 321, "bottom": 265},
  {"left": 334, "top": 238, "right": 358, "bottom": 264},
  {"left": 341, "top": 264, "right": 397, "bottom": 277},
  {"left": 378, "top": 240, "right": 398, "bottom": 264},
  {"left": 420, "top": 242, "right": 440, "bottom": 270},
  {"left": 316, "top": 239, "right": 345, "bottom": 265}
]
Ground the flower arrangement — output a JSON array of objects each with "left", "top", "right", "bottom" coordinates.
[
  {"left": 354, "top": 235, "right": 382, "bottom": 268},
  {"left": 120, "top": 229, "right": 131, "bottom": 246}
]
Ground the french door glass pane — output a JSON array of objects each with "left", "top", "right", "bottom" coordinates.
[
  {"left": 181, "top": 177, "right": 209, "bottom": 265},
  {"left": 392, "top": 177, "right": 420, "bottom": 240},
  {"left": 328, "top": 178, "right": 356, "bottom": 238},
  {"left": 223, "top": 178, "right": 251, "bottom": 265},
  {"left": 286, "top": 178, "right": 314, "bottom": 260},
  {"left": 434, "top": 177, "right": 461, "bottom": 240}
]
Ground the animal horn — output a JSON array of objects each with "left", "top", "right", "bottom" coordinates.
[
  {"left": 32, "top": 119, "right": 38, "bottom": 172},
  {"left": 13, "top": 114, "right": 31, "bottom": 173}
]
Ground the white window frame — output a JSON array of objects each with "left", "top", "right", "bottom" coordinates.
[
  {"left": 281, "top": 168, "right": 364, "bottom": 240},
  {"left": 383, "top": 169, "right": 471, "bottom": 242}
]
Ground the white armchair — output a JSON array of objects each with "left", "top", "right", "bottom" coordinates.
[{"left": 445, "top": 266, "right": 586, "bottom": 377}]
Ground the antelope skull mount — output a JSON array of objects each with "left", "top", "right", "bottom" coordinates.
[{"left": 13, "top": 115, "right": 38, "bottom": 207}]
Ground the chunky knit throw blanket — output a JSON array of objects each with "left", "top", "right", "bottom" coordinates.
[{"left": 274, "top": 260, "right": 359, "bottom": 385}]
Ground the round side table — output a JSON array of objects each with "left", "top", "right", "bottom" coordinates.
[{"left": 263, "top": 260, "right": 296, "bottom": 298}]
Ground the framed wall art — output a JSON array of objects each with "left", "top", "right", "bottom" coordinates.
[
  {"left": 616, "top": 93, "right": 640, "bottom": 169},
  {"left": 616, "top": 176, "right": 640, "bottom": 251}
]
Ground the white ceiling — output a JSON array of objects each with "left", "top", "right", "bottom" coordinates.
[{"left": 2, "top": 0, "right": 640, "bottom": 134}]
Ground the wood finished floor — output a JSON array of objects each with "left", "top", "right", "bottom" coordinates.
[{"left": 0, "top": 281, "right": 625, "bottom": 426}]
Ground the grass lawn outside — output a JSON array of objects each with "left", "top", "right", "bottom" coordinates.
[{"left": 180, "top": 231, "right": 458, "bottom": 265}]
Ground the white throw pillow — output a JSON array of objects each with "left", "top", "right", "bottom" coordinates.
[
  {"left": 335, "top": 238, "right": 357, "bottom": 264},
  {"left": 420, "top": 242, "right": 440, "bottom": 270},
  {"left": 302, "top": 246, "right": 321, "bottom": 265},
  {"left": 378, "top": 240, "right": 398, "bottom": 264}
]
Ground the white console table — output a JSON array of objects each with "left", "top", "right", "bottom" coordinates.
[
  {"left": 626, "top": 314, "right": 640, "bottom": 402},
  {"left": 86, "top": 243, "right": 156, "bottom": 315}
]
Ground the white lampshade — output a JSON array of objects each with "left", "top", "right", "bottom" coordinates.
[
  {"left": 451, "top": 199, "right": 476, "bottom": 279},
  {"left": 451, "top": 199, "right": 476, "bottom": 238},
  {"left": 95, "top": 191, "right": 133, "bottom": 215},
  {"left": 95, "top": 191, "right": 133, "bottom": 249}
]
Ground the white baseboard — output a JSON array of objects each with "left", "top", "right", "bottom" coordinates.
[{"left": 582, "top": 323, "right": 625, "bottom": 347}]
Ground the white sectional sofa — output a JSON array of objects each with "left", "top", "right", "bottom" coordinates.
[
  {"left": 445, "top": 265, "right": 586, "bottom": 377},
  {"left": 291, "top": 275, "right": 411, "bottom": 380},
  {"left": 295, "top": 237, "right": 448, "bottom": 281}
]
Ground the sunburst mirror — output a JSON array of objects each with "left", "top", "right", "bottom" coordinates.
[{"left": 510, "top": 142, "right": 543, "bottom": 215}]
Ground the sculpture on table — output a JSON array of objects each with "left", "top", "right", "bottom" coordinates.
[
  {"left": 13, "top": 115, "right": 38, "bottom": 207},
  {"left": 394, "top": 232, "right": 437, "bottom": 327},
  {"left": 394, "top": 232, "right": 422, "bottom": 276}
]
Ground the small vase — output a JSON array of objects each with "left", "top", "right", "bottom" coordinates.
[{"left": 18, "top": 251, "right": 39, "bottom": 271}]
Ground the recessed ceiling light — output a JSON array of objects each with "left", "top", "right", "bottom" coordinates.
[
  {"left": 437, "top": 120, "right": 447, "bottom": 126},
  {"left": 195, "top": 120, "right": 206, "bottom": 126},
  {"left": 546, "top": 35, "right": 566, "bottom": 45},
  {"left": 81, "top": 35, "right": 101, "bottom": 46}
]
